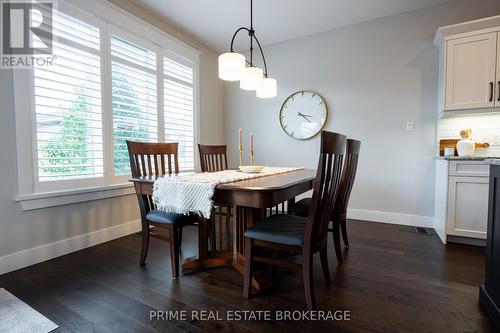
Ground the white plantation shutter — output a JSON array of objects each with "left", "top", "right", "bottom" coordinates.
[
  {"left": 164, "top": 56, "right": 195, "bottom": 171},
  {"left": 111, "top": 34, "right": 158, "bottom": 176},
  {"left": 34, "top": 10, "right": 103, "bottom": 183},
  {"left": 17, "top": 2, "right": 200, "bottom": 197}
]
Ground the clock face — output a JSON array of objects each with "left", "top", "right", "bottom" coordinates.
[{"left": 279, "top": 91, "right": 327, "bottom": 140}]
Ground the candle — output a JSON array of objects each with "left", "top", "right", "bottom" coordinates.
[
  {"left": 239, "top": 128, "right": 243, "bottom": 166},
  {"left": 239, "top": 128, "right": 242, "bottom": 148},
  {"left": 250, "top": 133, "right": 254, "bottom": 166}
]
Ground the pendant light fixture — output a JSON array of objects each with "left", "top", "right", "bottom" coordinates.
[{"left": 218, "top": 0, "right": 277, "bottom": 98}]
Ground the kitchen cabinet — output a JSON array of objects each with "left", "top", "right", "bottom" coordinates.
[
  {"left": 434, "top": 15, "right": 500, "bottom": 116},
  {"left": 497, "top": 32, "right": 500, "bottom": 106},
  {"left": 447, "top": 176, "right": 489, "bottom": 239},
  {"left": 445, "top": 33, "right": 497, "bottom": 110},
  {"left": 434, "top": 160, "right": 489, "bottom": 244}
]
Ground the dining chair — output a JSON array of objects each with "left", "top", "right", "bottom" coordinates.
[
  {"left": 198, "top": 144, "right": 231, "bottom": 251},
  {"left": 243, "top": 131, "right": 346, "bottom": 310},
  {"left": 288, "top": 139, "right": 361, "bottom": 262},
  {"left": 198, "top": 144, "right": 229, "bottom": 172},
  {"left": 127, "top": 141, "right": 198, "bottom": 279}
]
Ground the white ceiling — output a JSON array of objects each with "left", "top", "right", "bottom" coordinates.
[{"left": 131, "top": 0, "right": 452, "bottom": 51}]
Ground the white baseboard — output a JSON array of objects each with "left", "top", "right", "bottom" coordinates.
[
  {"left": 347, "top": 208, "right": 434, "bottom": 228},
  {"left": 0, "top": 220, "right": 141, "bottom": 276}
]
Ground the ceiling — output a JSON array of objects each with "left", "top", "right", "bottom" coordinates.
[{"left": 130, "top": 0, "right": 452, "bottom": 51}]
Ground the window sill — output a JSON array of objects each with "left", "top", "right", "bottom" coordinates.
[{"left": 15, "top": 183, "right": 136, "bottom": 211}]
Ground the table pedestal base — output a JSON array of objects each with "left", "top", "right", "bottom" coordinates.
[
  {"left": 180, "top": 206, "right": 273, "bottom": 291},
  {"left": 181, "top": 251, "right": 233, "bottom": 270}
]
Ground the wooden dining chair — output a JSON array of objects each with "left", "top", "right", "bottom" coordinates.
[
  {"left": 288, "top": 139, "right": 361, "bottom": 262},
  {"left": 198, "top": 144, "right": 228, "bottom": 172},
  {"left": 127, "top": 141, "right": 198, "bottom": 279},
  {"left": 243, "top": 131, "right": 346, "bottom": 310},
  {"left": 198, "top": 144, "right": 231, "bottom": 251},
  {"left": 334, "top": 139, "right": 361, "bottom": 248}
]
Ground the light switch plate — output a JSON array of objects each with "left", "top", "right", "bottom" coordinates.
[{"left": 406, "top": 120, "right": 415, "bottom": 131}]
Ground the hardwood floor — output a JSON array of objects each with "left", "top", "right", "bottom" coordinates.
[{"left": 0, "top": 219, "right": 495, "bottom": 333}]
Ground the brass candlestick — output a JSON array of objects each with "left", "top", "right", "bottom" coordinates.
[
  {"left": 250, "top": 150, "right": 254, "bottom": 166},
  {"left": 239, "top": 145, "right": 243, "bottom": 166}
]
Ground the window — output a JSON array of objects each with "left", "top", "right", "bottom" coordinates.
[
  {"left": 111, "top": 35, "right": 158, "bottom": 176},
  {"left": 14, "top": 0, "right": 200, "bottom": 206},
  {"left": 164, "top": 56, "right": 195, "bottom": 171},
  {"left": 34, "top": 10, "right": 103, "bottom": 189}
]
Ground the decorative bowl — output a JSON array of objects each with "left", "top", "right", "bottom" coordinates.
[{"left": 239, "top": 165, "right": 265, "bottom": 173}]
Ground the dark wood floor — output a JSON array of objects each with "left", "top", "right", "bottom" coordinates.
[{"left": 0, "top": 220, "right": 495, "bottom": 333}]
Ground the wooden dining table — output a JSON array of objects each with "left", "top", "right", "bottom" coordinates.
[{"left": 130, "top": 168, "right": 316, "bottom": 290}]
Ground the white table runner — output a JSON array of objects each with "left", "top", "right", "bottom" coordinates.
[{"left": 152, "top": 167, "right": 304, "bottom": 218}]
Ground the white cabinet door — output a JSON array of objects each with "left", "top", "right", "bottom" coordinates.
[
  {"left": 445, "top": 32, "right": 497, "bottom": 110},
  {"left": 447, "top": 176, "right": 489, "bottom": 239},
  {"left": 496, "top": 33, "right": 500, "bottom": 107}
]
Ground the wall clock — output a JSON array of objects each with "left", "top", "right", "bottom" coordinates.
[{"left": 279, "top": 91, "right": 328, "bottom": 140}]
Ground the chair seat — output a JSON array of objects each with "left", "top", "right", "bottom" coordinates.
[
  {"left": 244, "top": 214, "right": 307, "bottom": 246},
  {"left": 146, "top": 210, "right": 197, "bottom": 226},
  {"left": 288, "top": 198, "right": 312, "bottom": 218}
]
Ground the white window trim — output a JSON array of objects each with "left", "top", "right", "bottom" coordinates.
[
  {"left": 13, "top": 0, "right": 201, "bottom": 210},
  {"left": 15, "top": 184, "right": 136, "bottom": 211}
]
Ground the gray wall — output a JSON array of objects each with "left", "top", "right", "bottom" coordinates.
[
  {"left": 0, "top": 0, "right": 225, "bottom": 260},
  {"left": 224, "top": 0, "right": 500, "bottom": 221}
]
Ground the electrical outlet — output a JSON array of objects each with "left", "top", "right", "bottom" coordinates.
[
  {"left": 406, "top": 120, "right": 415, "bottom": 131},
  {"left": 490, "top": 135, "right": 500, "bottom": 146}
]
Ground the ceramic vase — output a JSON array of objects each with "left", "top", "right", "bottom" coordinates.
[{"left": 456, "top": 129, "right": 475, "bottom": 157}]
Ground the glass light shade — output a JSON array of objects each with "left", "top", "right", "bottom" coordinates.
[
  {"left": 218, "top": 52, "right": 245, "bottom": 81},
  {"left": 240, "top": 67, "right": 263, "bottom": 90},
  {"left": 256, "top": 77, "right": 277, "bottom": 98}
]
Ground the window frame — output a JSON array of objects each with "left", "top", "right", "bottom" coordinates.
[{"left": 13, "top": 0, "right": 200, "bottom": 210}]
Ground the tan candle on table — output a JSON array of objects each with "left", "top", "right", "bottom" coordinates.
[
  {"left": 250, "top": 133, "right": 254, "bottom": 165},
  {"left": 239, "top": 129, "right": 243, "bottom": 166}
]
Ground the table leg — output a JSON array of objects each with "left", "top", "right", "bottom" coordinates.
[
  {"left": 197, "top": 215, "right": 209, "bottom": 259},
  {"left": 232, "top": 206, "right": 273, "bottom": 291},
  {"left": 287, "top": 197, "right": 295, "bottom": 214}
]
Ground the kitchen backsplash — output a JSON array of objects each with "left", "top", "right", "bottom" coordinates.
[{"left": 437, "top": 113, "right": 500, "bottom": 157}]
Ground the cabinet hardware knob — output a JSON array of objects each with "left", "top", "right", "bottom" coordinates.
[
  {"left": 498, "top": 81, "right": 500, "bottom": 102},
  {"left": 490, "top": 82, "right": 494, "bottom": 102}
]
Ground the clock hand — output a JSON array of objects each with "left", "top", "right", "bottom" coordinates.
[
  {"left": 297, "top": 113, "right": 312, "bottom": 123},
  {"left": 297, "top": 112, "right": 312, "bottom": 118}
]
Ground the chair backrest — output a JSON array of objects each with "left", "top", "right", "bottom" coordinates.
[
  {"left": 334, "top": 139, "right": 361, "bottom": 215},
  {"left": 305, "top": 131, "right": 346, "bottom": 248},
  {"left": 198, "top": 144, "right": 228, "bottom": 172},
  {"left": 126, "top": 141, "right": 179, "bottom": 178}
]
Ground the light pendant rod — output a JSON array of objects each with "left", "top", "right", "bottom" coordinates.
[
  {"left": 250, "top": 0, "right": 253, "bottom": 65},
  {"left": 228, "top": 0, "right": 269, "bottom": 78}
]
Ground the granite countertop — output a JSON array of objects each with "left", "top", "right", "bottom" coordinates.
[
  {"left": 485, "top": 159, "right": 500, "bottom": 165},
  {"left": 433, "top": 156, "right": 489, "bottom": 160}
]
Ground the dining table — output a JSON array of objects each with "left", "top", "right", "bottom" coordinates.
[{"left": 130, "top": 168, "right": 316, "bottom": 291}]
